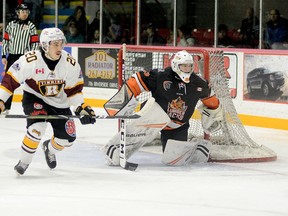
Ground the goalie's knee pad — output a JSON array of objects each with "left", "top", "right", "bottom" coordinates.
[
  {"left": 190, "top": 138, "right": 212, "bottom": 163},
  {"left": 162, "top": 139, "right": 198, "bottom": 166}
]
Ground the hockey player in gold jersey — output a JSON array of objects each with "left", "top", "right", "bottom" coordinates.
[{"left": 0, "top": 28, "right": 96, "bottom": 175}]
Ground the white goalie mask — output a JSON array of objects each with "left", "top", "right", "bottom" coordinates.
[
  {"left": 171, "top": 50, "right": 194, "bottom": 83},
  {"left": 40, "top": 27, "right": 67, "bottom": 53}
]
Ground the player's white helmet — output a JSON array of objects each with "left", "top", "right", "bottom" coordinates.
[
  {"left": 40, "top": 27, "right": 66, "bottom": 52},
  {"left": 171, "top": 50, "right": 194, "bottom": 83}
]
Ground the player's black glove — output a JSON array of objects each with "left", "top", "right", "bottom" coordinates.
[
  {"left": 0, "top": 99, "right": 5, "bottom": 114},
  {"left": 75, "top": 103, "right": 96, "bottom": 125}
]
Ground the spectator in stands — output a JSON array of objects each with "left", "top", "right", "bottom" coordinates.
[
  {"left": 87, "top": 10, "right": 100, "bottom": 43},
  {"left": 23, "top": 0, "right": 43, "bottom": 28},
  {"left": 104, "top": 15, "right": 122, "bottom": 44},
  {"left": 6, "top": 0, "right": 18, "bottom": 20},
  {"left": 90, "top": 29, "right": 100, "bottom": 44},
  {"left": 264, "top": 9, "right": 288, "bottom": 49},
  {"left": 63, "top": 6, "right": 89, "bottom": 41},
  {"left": 239, "top": 7, "right": 259, "bottom": 48},
  {"left": 65, "top": 21, "right": 85, "bottom": 43},
  {"left": 60, "top": 0, "right": 70, "bottom": 9},
  {"left": 217, "top": 24, "right": 234, "bottom": 47},
  {"left": 121, "top": 28, "right": 133, "bottom": 44},
  {"left": 166, "top": 31, "right": 175, "bottom": 46},
  {"left": 177, "top": 24, "right": 195, "bottom": 47},
  {"left": 141, "top": 23, "right": 166, "bottom": 46}
]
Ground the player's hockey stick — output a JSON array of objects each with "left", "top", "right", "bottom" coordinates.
[
  {"left": 119, "top": 43, "right": 138, "bottom": 171},
  {"left": 1, "top": 114, "right": 141, "bottom": 120}
]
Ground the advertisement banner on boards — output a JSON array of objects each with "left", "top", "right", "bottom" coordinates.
[
  {"left": 78, "top": 48, "right": 119, "bottom": 89},
  {"left": 244, "top": 53, "right": 288, "bottom": 103}
]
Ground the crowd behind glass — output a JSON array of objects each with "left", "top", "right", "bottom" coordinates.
[{"left": 1, "top": 0, "right": 288, "bottom": 50}]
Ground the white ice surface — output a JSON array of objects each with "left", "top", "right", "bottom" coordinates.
[{"left": 0, "top": 103, "right": 288, "bottom": 216}]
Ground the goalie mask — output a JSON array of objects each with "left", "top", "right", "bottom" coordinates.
[
  {"left": 40, "top": 28, "right": 66, "bottom": 54},
  {"left": 171, "top": 50, "right": 194, "bottom": 83}
]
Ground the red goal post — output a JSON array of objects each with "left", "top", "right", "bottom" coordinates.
[{"left": 118, "top": 45, "right": 277, "bottom": 163}]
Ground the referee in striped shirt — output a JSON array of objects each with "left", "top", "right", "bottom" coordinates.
[{"left": 1, "top": 4, "right": 39, "bottom": 113}]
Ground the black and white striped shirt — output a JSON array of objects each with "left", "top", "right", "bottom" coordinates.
[{"left": 1, "top": 19, "right": 39, "bottom": 58}]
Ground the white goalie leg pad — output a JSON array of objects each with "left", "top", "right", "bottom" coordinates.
[
  {"left": 162, "top": 139, "right": 198, "bottom": 166},
  {"left": 102, "top": 97, "right": 170, "bottom": 166},
  {"left": 198, "top": 104, "right": 223, "bottom": 134},
  {"left": 189, "top": 138, "right": 212, "bottom": 163}
]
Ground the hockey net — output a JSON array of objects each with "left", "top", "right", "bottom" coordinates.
[{"left": 118, "top": 45, "right": 277, "bottom": 162}]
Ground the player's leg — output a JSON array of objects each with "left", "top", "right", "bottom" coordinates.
[
  {"left": 44, "top": 107, "right": 76, "bottom": 169},
  {"left": 14, "top": 92, "right": 49, "bottom": 175}
]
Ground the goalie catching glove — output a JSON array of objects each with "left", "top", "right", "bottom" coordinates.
[
  {"left": 198, "top": 103, "right": 223, "bottom": 134},
  {"left": 0, "top": 100, "right": 5, "bottom": 114},
  {"left": 75, "top": 103, "right": 96, "bottom": 125}
]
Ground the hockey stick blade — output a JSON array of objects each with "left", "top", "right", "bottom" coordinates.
[
  {"left": 124, "top": 162, "right": 138, "bottom": 171},
  {"left": 1, "top": 114, "right": 141, "bottom": 120}
]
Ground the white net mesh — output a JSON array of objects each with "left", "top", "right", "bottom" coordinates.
[{"left": 120, "top": 46, "right": 277, "bottom": 162}]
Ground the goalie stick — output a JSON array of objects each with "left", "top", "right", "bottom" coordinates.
[
  {"left": 1, "top": 114, "right": 141, "bottom": 120},
  {"left": 119, "top": 119, "right": 138, "bottom": 171},
  {"left": 119, "top": 43, "right": 138, "bottom": 171}
]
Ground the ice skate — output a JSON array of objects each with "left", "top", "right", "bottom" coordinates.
[
  {"left": 14, "top": 160, "right": 29, "bottom": 175},
  {"left": 43, "top": 140, "right": 57, "bottom": 169}
]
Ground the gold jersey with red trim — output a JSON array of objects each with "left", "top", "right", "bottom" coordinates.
[
  {"left": 0, "top": 50, "right": 84, "bottom": 109},
  {"left": 127, "top": 67, "right": 211, "bottom": 128}
]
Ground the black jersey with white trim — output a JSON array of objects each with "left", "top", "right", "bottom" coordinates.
[{"left": 130, "top": 67, "right": 210, "bottom": 125}]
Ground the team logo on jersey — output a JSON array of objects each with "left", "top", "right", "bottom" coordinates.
[
  {"left": 163, "top": 81, "right": 173, "bottom": 91},
  {"left": 38, "top": 79, "right": 65, "bottom": 97},
  {"left": 167, "top": 97, "right": 187, "bottom": 120},
  {"left": 65, "top": 120, "right": 76, "bottom": 137},
  {"left": 197, "top": 87, "right": 203, "bottom": 92}
]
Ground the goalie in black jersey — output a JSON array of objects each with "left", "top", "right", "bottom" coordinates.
[
  {"left": 0, "top": 28, "right": 96, "bottom": 175},
  {"left": 103, "top": 50, "right": 223, "bottom": 166}
]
